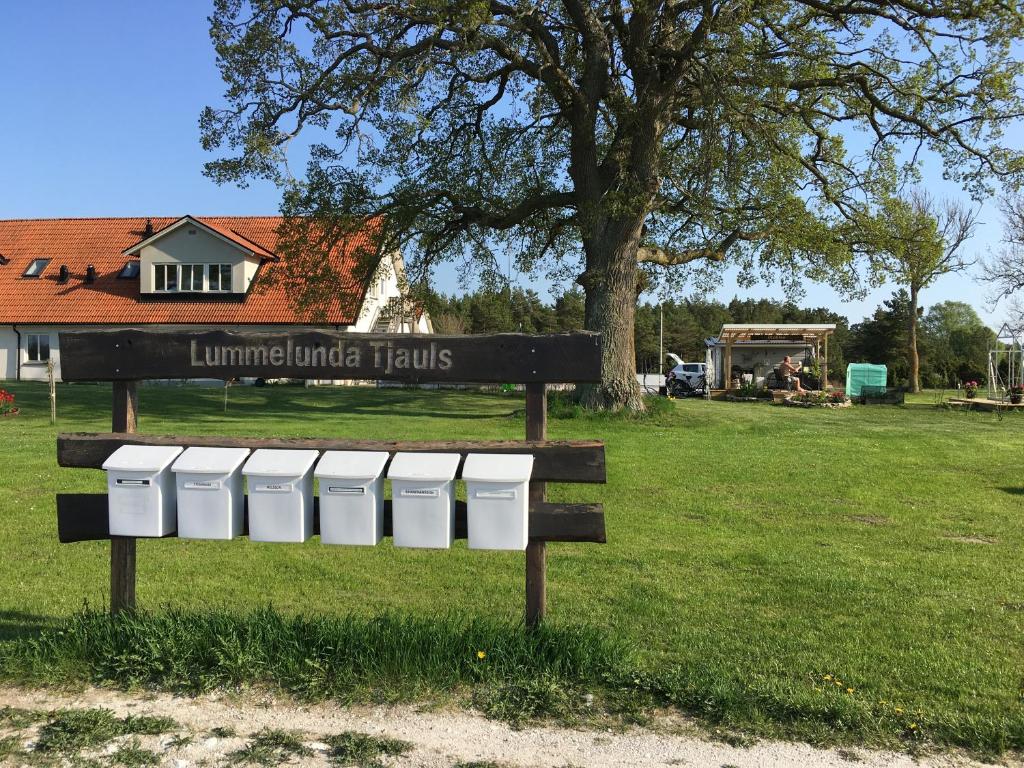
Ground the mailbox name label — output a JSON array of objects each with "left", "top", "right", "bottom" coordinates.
[{"left": 190, "top": 339, "right": 453, "bottom": 375}]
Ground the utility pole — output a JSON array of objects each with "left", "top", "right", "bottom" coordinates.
[{"left": 659, "top": 303, "right": 664, "bottom": 376}]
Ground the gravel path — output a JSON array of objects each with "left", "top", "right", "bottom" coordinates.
[{"left": 0, "top": 686, "right": 1015, "bottom": 768}]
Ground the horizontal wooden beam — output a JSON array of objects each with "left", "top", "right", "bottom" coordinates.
[
  {"left": 56, "top": 494, "right": 606, "bottom": 545},
  {"left": 58, "top": 329, "right": 603, "bottom": 383},
  {"left": 57, "top": 433, "right": 606, "bottom": 484}
]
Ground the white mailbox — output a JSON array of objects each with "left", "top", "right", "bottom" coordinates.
[
  {"left": 462, "top": 454, "right": 535, "bottom": 550},
  {"left": 315, "top": 451, "right": 389, "bottom": 546},
  {"left": 388, "top": 452, "right": 461, "bottom": 549},
  {"left": 103, "top": 445, "right": 184, "bottom": 537},
  {"left": 242, "top": 449, "right": 319, "bottom": 543},
  {"left": 172, "top": 447, "right": 251, "bottom": 540}
]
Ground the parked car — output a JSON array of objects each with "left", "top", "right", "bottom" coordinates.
[{"left": 665, "top": 357, "right": 708, "bottom": 396}]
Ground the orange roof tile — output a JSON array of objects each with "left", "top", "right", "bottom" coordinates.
[{"left": 0, "top": 217, "right": 377, "bottom": 325}]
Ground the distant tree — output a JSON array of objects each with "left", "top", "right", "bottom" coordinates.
[
  {"left": 845, "top": 291, "right": 913, "bottom": 386},
  {"left": 920, "top": 302, "right": 994, "bottom": 387},
  {"left": 202, "top": 0, "right": 1024, "bottom": 411},
  {"left": 870, "top": 191, "right": 977, "bottom": 392},
  {"left": 982, "top": 195, "right": 1024, "bottom": 313},
  {"left": 552, "top": 290, "right": 585, "bottom": 333},
  {"left": 432, "top": 312, "right": 468, "bottom": 335}
]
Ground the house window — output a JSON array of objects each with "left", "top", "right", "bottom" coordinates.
[
  {"left": 207, "top": 264, "right": 232, "bottom": 292},
  {"left": 154, "top": 264, "right": 178, "bottom": 292},
  {"left": 26, "top": 334, "right": 50, "bottom": 362},
  {"left": 23, "top": 258, "right": 50, "bottom": 277},
  {"left": 180, "top": 264, "right": 204, "bottom": 291},
  {"left": 380, "top": 277, "right": 387, "bottom": 296}
]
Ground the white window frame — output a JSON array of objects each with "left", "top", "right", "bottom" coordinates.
[
  {"left": 154, "top": 263, "right": 178, "bottom": 292},
  {"left": 207, "top": 264, "right": 233, "bottom": 292},
  {"left": 180, "top": 264, "right": 205, "bottom": 292},
  {"left": 26, "top": 333, "right": 50, "bottom": 363}
]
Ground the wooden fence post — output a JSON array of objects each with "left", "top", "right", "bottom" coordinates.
[
  {"left": 110, "top": 381, "right": 138, "bottom": 615},
  {"left": 525, "top": 382, "right": 547, "bottom": 629}
]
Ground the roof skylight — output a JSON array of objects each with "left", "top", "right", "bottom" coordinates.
[
  {"left": 118, "top": 261, "right": 140, "bottom": 279},
  {"left": 23, "top": 258, "right": 51, "bottom": 277}
]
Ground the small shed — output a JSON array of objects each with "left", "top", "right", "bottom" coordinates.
[{"left": 705, "top": 323, "right": 836, "bottom": 390}]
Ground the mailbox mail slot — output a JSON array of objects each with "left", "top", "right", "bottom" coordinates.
[
  {"left": 388, "top": 452, "right": 461, "bottom": 549},
  {"left": 243, "top": 449, "right": 319, "bottom": 543},
  {"left": 462, "top": 453, "right": 534, "bottom": 550},
  {"left": 315, "top": 451, "right": 389, "bottom": 546},
  {"left": 103, "top": 445, "right": 185, "bottom": 537},
  {"left": 172, "top": 447, "right": 251, "bottom": 540}
]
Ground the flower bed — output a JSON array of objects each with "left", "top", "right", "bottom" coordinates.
[
  {"left": 0, "top": 389, "right": 16, "bottom": 417},
  {"left": 783, "top": 391, "right": 851, "bottom": 408}
]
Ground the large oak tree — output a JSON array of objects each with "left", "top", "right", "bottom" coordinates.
[{"left": 201, "top": 0, "right": 1023, "bottom": 410}]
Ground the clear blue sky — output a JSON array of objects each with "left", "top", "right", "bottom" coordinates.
[{"left": 0, "top": 0, "right": 1017, "bottom": 329}]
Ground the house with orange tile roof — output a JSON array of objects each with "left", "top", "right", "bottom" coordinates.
[{"left": 0, "top": 215, "right": 432, "bottom": 381}]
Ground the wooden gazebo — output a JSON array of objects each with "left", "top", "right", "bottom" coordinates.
[{"left": 713, "top": 323, "right": 836, "bottom": 390}]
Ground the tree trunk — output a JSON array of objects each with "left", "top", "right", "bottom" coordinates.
[
  {"left": 575, "top": 221, "right": 646, "bottom": 412},
  {"left": 909, "top": 285, "right": 921, "bottom": 393}
]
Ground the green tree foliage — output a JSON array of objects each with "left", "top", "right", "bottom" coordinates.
[
  {"left": 843, "top": 294, "right": 994, "bottom": 388},
  {"left": 845, "top": 291, "right": 913, "bottom": 385},
  {"left": 200, "top": 0, "right": 1024, "bottom": 411},
  {"left": 920, "top": 302, "right": 995, "bottom": 387},
  {"left": 425, "top": 287, "right": 563, "bottom": 334}
]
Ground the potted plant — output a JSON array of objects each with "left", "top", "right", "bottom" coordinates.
[
  {"left": 1009, "top": 384, "right": 1023, "bottom": 405},
  {"left": 963, "top": 380, "right": 979, "bottom": 399},
  {"left": 0, "top": 389, "right": 17, "bottom": 417}
]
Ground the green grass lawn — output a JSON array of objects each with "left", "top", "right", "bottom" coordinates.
[{"left": 0, "top": 382, "right": 1022, "bottom": 751}]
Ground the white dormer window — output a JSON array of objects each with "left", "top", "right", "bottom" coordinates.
[
  {"left": 180, "top": 264, "right": 204, "bottom": 292},
  {"left": 379, "top": 277, "right": 387, "bottom": 296},
  {"left": 154, "top": 263, "right": 178, "bottom": 292},
  {"left": 208, "top": 264, "right": 232, "bottom": 292}
]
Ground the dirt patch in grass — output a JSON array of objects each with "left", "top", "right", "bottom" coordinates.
[
  {"left": 848, "top": 515, "right": 890, "bottom": 526},
  {"left": 943, "top": 534, "right": 997, "bottom": 545}
]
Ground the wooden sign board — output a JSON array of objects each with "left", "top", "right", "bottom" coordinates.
[{"left": 58, "top": 329, "right": 603, "bottom": 384}]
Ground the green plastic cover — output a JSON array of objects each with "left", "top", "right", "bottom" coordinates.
[{"left": 846, "top": 363, "right": 887, "bottom": 397}]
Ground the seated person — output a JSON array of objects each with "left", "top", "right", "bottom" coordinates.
[{"left": 778, "top": 355, "right": 806, "bottom": 393}]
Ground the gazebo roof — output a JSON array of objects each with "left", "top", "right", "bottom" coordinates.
[{"left": 716, "top": 323, "right": 836, "bottom": 344}]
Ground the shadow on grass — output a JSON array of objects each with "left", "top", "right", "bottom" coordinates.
[
  {"left": 0, "top": 610, "right": 58, "bottom": 641},
  {"left": 998, "top": 487, "right": 1024, "bottom": 496}
]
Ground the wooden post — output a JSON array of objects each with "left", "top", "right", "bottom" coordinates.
[
  {"left": 724, "top": 341, "right": 733, "bottom": 390},
  {"left": 110, "top": 381, "right": 138, "bottom": 615},
  {"left": 823, "top": 334, "right": 829, "bottom": 391},
  {"left": 47, "top": 359, "right": 56, "bottom": 425},
  {"left": 525, "top": 382, "right": 547, "bottom": 629}
]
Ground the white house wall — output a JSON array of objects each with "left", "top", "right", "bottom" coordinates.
[
  {"left": 353, "top": 251, "right": 405, "bottom": 333},
  {"left": 0, "top": 328, "right": 17, "bottom": 380}
]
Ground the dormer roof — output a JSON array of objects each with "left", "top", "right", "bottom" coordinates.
[{"left": 122, "top": 215, "right": 279, "bottom": 260}]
